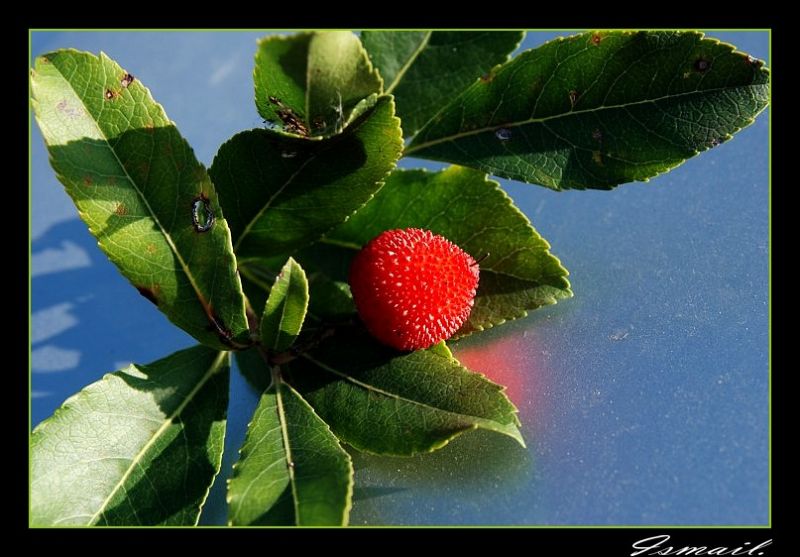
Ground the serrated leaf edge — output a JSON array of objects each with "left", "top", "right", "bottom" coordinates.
[
  {"left": 300, "top": 348, "right": 524, "bottom": 456},
  {"left": 31, "top": 350, "right": 228, "bottom": 526},
  {"left": 225, "top": 95, "right": 403, "bottom": 255},
  {"left": 261, "top": 257, "right": 310, "bottom": 351},
  {"left": 404, "top": 31, "right": 525, "bottom": 140},
  {"left": 226, "top": 374, "right": 353, "bottom": 526},
  {"left": 406, "top": 31, "right": 770, "bottom": 191},
  {"left": 31, "top": 50, "right": 249, "bottom": 349}
]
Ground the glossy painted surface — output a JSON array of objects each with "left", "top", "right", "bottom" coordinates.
[{"left": 31, "top": 31, "right": 769, "bottom": 525}]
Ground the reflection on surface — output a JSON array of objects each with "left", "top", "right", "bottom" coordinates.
[
  {"left": 453, "top": 325, "right": 544, "bottom": 416},
  {"left": 30, "top": 219, "right": 195, "bottom": 427},
  {"left": 31, "top": 240, "right": 91, "bottom": 277},
  {"left": 349, "top": 429, "right": 532, "bottom": 525},
  {"left": 347, "top": 321, "right": 548, "bottom": 525}
]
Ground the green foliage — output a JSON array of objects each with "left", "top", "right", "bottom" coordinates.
[
  {"left": 286, "top": 327, "right": 523, "bottom": 455},
  {"left": 31, "top": 347, "right": 229, "bottom": 525},
  {"left": 361, "top": 31, "right": 523, "bottom": 136},
  {"left": 208, "top": 96, "right": 402, "bottom": 259},
  {"left": 228, "top": 374, "right": 352, "bottom": 525},
  {"left": 406, "top": 31, "right": 770, "bottom": 190},
  {"left": 328, "top": 166, "right": 572, "bottom": 336},
  {"left": 254, "top": 32, "right": 382, "bottom": 137},
  {"left": 30, "top": 30, "right": 769, "bottom": 527},
  {"left": 260, "top": 258, "right": 310, "bottom": 352},
  {"left": 30, "top": 50, "right": 250, "bottom": 350}
]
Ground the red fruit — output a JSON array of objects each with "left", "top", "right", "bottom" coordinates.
[{"left": 349, "top": 228, "right": 480, "bottom": 351}]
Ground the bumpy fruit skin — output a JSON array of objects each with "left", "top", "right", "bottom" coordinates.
[{"left": 349, "top": 228, "right": 480, "bottom": 351}]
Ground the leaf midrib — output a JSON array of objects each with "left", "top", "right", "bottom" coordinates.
[
  {"left": 300, "top": 353, "right": 515, "bottom": 428},
  {"left": 384, "top": 31, "right": 432, "bottom": 95},
  {"left": 404, "top": 82, "right": 768, "bottom": 156},
  {"left": 88, "top": 351, "right": 227, "bottom": 525},
  {"left": 234, "top": 153, "right": 319, "bottom": 253},
  {"left": 272, "top": 261, "right": 305, "bottom": 351},
  {"left": 45, "top": 58, "right": 219, "bottom": 323},
  {"left": 274, "top": 378, "right": 301, "bottom": 525},
  {"left": 232, "top": 99, "right": 385, "bottom": 253}
]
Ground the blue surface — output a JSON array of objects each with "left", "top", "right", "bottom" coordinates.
[{"left": 30, "top": 31, "right": 769, "bottom": 526}]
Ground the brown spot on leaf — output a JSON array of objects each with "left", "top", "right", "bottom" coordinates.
[
  {"left": 41, "top": 56, "right": 49, "bottom": 64},
  {"left": 591, "top": 33, "right": 602, "bottom": 46},
  {"left": 268, "top": 95, "right": 309, "bottom": 136},
  {"left": 121, "top": 72, "right": 135, "bottom": 88},
  {"left": 207, "top": 310, "right": 235, "bottom": 348},
  {"left": 694, "top": 57, "right": 711, "bottom": 73},
  {"left": 83, "top": 176, "right": 93, "bottom": 186},
  {"left": 592, "top": 150, "right": 604, "bottom": 166},
  {"left": 136, "top": 286, "right": 159, "bottom": 305},
  {"left": 146, "top": 243, "right": 157, "bottom": 254},
  {"left": 104, "top": 89, "right": 116, "bottom": 100},
  {"left": 114, "top": 202, "right": 127, "bottom": 216},
  {"left": 480, "top": 72, "right": 495, "bottom": 83}
]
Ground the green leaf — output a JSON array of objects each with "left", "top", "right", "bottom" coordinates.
[
  {"left": 325, "top": 166, "right": 571, "bottom": 336},
  {"left": 362, "top": 31, "right": 524, "bottom": 136},
  {"left": 209, "top": 96, "right": 402, "bottom": 259},
  {"left": 240, "top": 251, "right": 355, "bottom": 324},
  {"left": 254, "top": 32, "right": 382, "bottom": 137},
  {"left": 228, "top": 373, "right": 353, "bottom": 526},
  {"left": 30, "top": 50, "right": 250, "bottom": 350},
  {"left": 306, "top": 274, "right": 355, "bottom": 322},
  {"left": 406, "top": 31, "right": 770, "bottom": 190},
  {"left": 254, "top": 33, "right": 311, "bottom": 134},
  {"left": 286, "top": 327, "right": 524, "bottom": 456},
  {"left": 30, "top": 346, "right": 229, "bottom": 526},
  {"left": 261, "top": 258, "right": 310, "bottom": 352}
]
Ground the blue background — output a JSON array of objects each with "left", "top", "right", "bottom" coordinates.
[{"left": 30, "top": 31, "right": 769, "bottom": 526}]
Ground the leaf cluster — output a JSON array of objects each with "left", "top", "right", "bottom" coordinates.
[{"left": 30, "top": 30, "right": 769, "bottom": 526}]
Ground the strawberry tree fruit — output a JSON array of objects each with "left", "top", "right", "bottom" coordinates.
[{"left": 349, "top": 228, "right": 480, "bottom": 351}]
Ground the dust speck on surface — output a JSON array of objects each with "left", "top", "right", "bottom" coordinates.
[{"left": 609, "top": 327, "right": 631, "bottom": 341}]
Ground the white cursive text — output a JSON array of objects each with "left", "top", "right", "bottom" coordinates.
[{"left": 631, "top": 535, "right": 772, "bottom": 556}]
